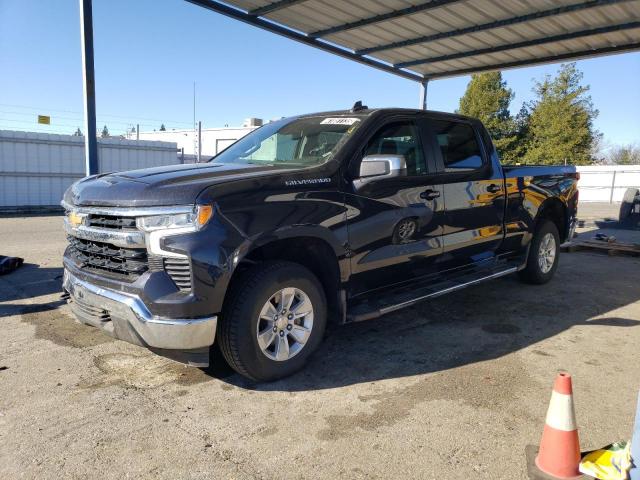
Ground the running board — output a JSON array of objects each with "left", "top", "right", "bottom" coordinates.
[{"left": 346, "top": 267, "right": 518, "bottom": 323}]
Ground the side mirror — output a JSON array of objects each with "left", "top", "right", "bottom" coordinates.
[{"left": 359, "top": 154, "right": 407, "bottom": 179}]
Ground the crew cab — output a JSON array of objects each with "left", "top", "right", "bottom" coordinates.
[{"left": 61, "top": 106, "right": 579, "bottom": 381}]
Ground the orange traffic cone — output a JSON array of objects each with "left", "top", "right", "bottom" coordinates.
[{"left": 535, "top": 372, "right": 582, "bottom": 479}]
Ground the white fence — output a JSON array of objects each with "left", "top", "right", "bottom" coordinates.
[
  {"left": 576, "top": 165, "right": 640, "bottom": 203},
  {"left": 0, "top": 130, "right": 178, "bottom": 208}
]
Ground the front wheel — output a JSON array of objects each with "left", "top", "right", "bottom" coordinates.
[
  {"left": 518, "top": 220, "right": 560, "bottom": 285},
  {"left": 217, "top": 261, "right": 326, "bottom": 382}
]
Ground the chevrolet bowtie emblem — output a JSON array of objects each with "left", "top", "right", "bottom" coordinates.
[{"left": 68, "top": 211, "right": 86, "bottom": 227}]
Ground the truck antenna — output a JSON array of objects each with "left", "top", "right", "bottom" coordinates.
[{"left": 351, "top": 100, "right": 368, "bottom": 112}]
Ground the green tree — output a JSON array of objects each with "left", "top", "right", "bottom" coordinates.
[
  {"left": 609, "top": 144, "right": 640, "bottom": 165},
  {"left": 457, "top": 71, "right": 522, "bottom": 164},
  {"left": 159, "top": 123, "right": 166, "bottom": 131},
  {"left": 101, "top": 125, "right": 110, "bottom": 138},
  {"left": 523, "top": 63, "right": 599, "bottom": 165}
]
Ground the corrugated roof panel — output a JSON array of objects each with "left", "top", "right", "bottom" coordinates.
[
  {"left": 324, "top": 0, "right": 637, "bottom": 60},
  {"left": 415, "top": 26, "right": 640, "bottom": 76},
  {"left": 268, "top": 0, "right": 418, "bottom": 34},
  {"left": 376, "top": 17, "right": 640, "bottom": 67},
  {"left": 227, "top": 0, "right": 266, "bottom": 11},
  {"left": 323, "top": 0, "right": 585, "bottom": 48},
  {"left": 324, "top": 3, "right": 477, "bottom": 50},
  {"left": 217, "top": 0, "right": 640, "bottom": 80}
]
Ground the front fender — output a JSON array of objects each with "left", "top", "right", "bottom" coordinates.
[{"left": 193, "top": 190, "right": 350, "bottom": 313}]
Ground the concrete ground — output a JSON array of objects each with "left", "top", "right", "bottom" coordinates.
[
  {"left": 577, "top": 201, "right": 622, "bottom": 223},
  {"left": 1, "top": 204, "right": 639, "bottom": 480}
]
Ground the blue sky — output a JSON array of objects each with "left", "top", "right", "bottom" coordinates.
[{"left": 1, "top": 0, "right": 639, "bottom": 146}]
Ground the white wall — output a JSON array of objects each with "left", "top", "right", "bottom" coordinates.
[
  {"left": 134, "top": 126, "right": 256, "bottom": 156},
  {"left": 0, "top": 130, "right": 178, "bottom": 208},
  {"left": 576, "top": 165, "right": 640, "bottom": 202}
]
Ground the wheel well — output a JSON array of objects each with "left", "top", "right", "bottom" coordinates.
[
  {"left": 228, "top": 237, "right": 341, "bottom": 320},
  {"left": 536, "top": 199, "right": 567, "bottom": 240}
]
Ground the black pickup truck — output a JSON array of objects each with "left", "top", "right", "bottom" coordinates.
[{"left": 62, "top": 106, "right": 578, "bottom": 381}]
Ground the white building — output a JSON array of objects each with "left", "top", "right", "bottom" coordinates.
[{"left": 131, "top": 118, "right": 263, "bottom": 157}]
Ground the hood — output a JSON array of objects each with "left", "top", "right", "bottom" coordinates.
[{"left": 65, "top": 162, "right": 293, "bottom": 207}]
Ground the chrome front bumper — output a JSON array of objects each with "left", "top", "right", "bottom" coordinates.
[{"left": 62, "top": 269, "right": 217, "bottom": 353}]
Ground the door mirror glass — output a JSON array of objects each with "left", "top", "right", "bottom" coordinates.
[{"left": 359, "top": 154, "right": 407, "bottom": 179}]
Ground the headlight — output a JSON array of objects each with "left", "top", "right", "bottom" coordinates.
[{"left": 137, "top": 205, "right": 213, "bottom": 232}]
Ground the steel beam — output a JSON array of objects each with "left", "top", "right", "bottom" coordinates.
[
  {"left": 79, "top": 0, "right": 98, "bottom": 176},
  {"left": 184, "top": 0, "right": 424, "bottom": 82},
  {"left": 309, "top": 0, "right": 461, "bottom": 38},
  {"left": 249, "top": 0, "right": 309, "bottom": 17},
  {"left": 424, "top": 42, "right": 640, "bottom": 79},
  {"left": 396, "top": 21, "right": 640, "bottom": 68},
  {"left": 358, "top": 0, "right": 630, "bottom": 55},
  {"left": 419, "top": 80, "right": 429, "bottom": 110}
]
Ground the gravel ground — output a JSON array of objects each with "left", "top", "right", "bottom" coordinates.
[{"left": 0, "top": 209, "right": 639, "bottom": 480}]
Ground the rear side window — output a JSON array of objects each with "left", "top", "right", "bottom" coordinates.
[
  {"left": 364, "top": 122, "right": 427, "bottom": 176},
  {"left": 430, "top": 120, "right": 484, "bottom": 172}
]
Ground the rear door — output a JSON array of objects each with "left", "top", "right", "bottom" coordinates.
[
  {"left": 427, "top": 117, "right": 505, "bottom": 271},
  {"left": 346, "top": 117, "right": 444, "bottom": 295}
]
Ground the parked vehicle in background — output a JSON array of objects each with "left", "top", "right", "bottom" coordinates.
[
  {"left": 619, "top": 187, "right": 640, "bottom": 228},
  {"left": 61, "top": 105, "right": 579, "bottom": 381}
]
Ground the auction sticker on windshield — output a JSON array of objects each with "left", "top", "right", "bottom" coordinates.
[{"left": 320, "top": 118, "right": 360, "bottom": 125}]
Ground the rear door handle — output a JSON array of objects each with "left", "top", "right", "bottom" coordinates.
[
  {"left": 486, "top": 183, "right": 502, "bottom": 194},
  {"left": 420, "top": 189, "right": 441, "bottom": 200}
]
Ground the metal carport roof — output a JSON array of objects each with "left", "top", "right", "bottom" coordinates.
[
  {"left": 78, "top": 0, "right": 640, "bottom": 174},
  {"left": 186, "top": 0, "right": 640, "bottom": 81}
]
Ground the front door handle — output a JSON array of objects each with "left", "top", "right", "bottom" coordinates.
[
  {"left": 420, "top": 189, "right": 441, "bottom": 200},
  {"left": 486, "top": 183, "right": 502, "bottom": 194}
]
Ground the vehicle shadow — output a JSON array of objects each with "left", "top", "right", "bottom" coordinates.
[
  {"left": 595, "top": 219, "right": 640, "bottom": 231},
  {"left": 213, "top": 253, "right": 640, "bottom": 391},
  {"left": 0, "top": 264, "right": 64, "bottom": 317}
]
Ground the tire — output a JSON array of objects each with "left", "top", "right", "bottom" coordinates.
[
  {"left": 217, "top": 261, "right": 327, "bottom": 382},
  {"left": 518, "top": 220, "right": 560, "bottom": 285}
]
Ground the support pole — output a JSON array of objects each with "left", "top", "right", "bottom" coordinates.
[
  {"left": 609, "top": 170, "right": 617, "bottom": 203},
  {"left": 419, "top": 79, "right": 429, "bottom": 110},
  {"left": 197, "top": 121, "right": 202, "bottom": 163},
  {"left": 79, "top": 0, "right": 98, "bottom": 176}
]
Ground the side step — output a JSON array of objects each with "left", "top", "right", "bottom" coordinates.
[{"left": 346, "top": 266, "right": 518, "bottom": 323}]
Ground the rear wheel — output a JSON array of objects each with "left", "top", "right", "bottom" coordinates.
[
  {"left": 518, "top": 220, "right": 560, "bottom": 285},
  {"left": 218, "top": 261, "right": 326, "bottom": 382}
]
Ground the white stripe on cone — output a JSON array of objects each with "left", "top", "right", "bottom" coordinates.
[{"left": 545, "top": 391, "right": 578, "bottom": 432}]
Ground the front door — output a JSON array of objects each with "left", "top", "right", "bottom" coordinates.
[
  {"left": 345, "top": 118, "right": 444, "bottom": 296},
  {"left": 428, "top": 117, "right": 505, "bottom": 271}
]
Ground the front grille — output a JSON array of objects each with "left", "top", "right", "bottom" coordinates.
[
  {"left": 88, "top": 214, "right": 137, "bottom": 230},
  {"left": 67, "top": 236, "right": 148, "bottom": 279},
  {"left": 67, "top": 209, "right": 192, "bottom": 291}
]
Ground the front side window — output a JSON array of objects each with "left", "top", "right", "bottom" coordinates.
[
  {"left": 431, "top": 120, "right": 484, "bottom": 172},
  {"left": 211, "top": 116, "right": 363, "bottom": 167},
  {"left": 364, "top": 122, "right": 427, "bottom": 176}
]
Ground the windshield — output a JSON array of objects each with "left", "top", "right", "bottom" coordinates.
[{"left": 210, "top": 115, "right": 364, "bottom": 167}]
